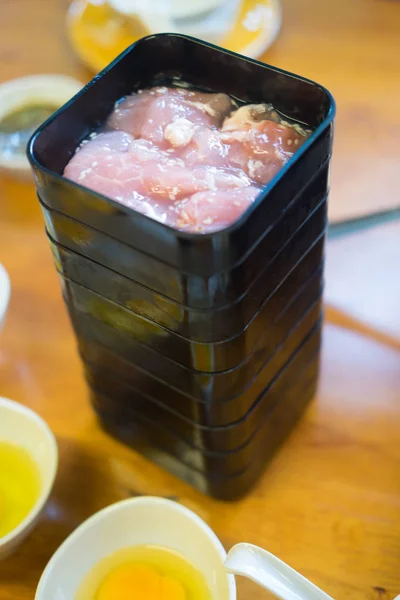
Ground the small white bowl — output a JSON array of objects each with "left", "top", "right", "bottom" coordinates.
[
  {"left": 0, "top": 74, "right": 83, "bottom": 179},
  {"left": 0, "top": 263, "right": 10, "bottom": 331},
  {"left": 36, "top": 497, "right": 345, "bottom": 600},
  {"left": 36, "top": 497, "right": 236, "bottom": 600},
  {"left": 0, "top": 397, "right": 58, "bottom": 559}
]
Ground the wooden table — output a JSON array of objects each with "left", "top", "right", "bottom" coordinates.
[{"left": 0, "top": 1, "right": 399, "bottom": 599}]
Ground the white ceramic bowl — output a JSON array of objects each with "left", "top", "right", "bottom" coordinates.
[
  {"left": 0, "top": 75, "right": 83, "bottom": 178},
  {"left": 0, "top": 397, "right": 58, "bottom": 559},
  {"left": 109, "top": 0, "right": 228, "bottom": 20},
  {"left": 36, "top": 497, "right": 236, "bottom": 600},
  {"left": 0, "top": 263, "right": 10, "bottom": 332}
]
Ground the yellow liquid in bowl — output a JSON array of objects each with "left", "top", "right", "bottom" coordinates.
[
  {"left": 76, "top": 545, "right": 214, "bottom": 600},
  {"left": 0, "top": 441, "right": 41, "bottom": 537},
  {"left": 67, "top": 0, "right": 280, "bottom": 73}
]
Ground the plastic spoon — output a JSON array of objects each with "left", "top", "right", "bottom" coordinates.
[{"left": 225, "top": 543, "right": 334, "bottom": 600}]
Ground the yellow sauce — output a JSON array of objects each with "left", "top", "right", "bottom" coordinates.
[
  {"left": 0, "top": 441, "right": 41, "bottom": 537},
  {"left": 0, "top": 103, "right": 59, "bottom": 158},
  {"left": 76, "top": 545, "right": 214, "bottom": 600}
]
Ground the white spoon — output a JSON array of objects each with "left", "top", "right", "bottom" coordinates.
[
  {"left": 225, "top": 543, "right": 334, "bottom": 600},
  {"left": 226, "top": 544, "right": 400, "bottom": 600}
]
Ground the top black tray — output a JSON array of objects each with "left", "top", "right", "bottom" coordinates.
[{"left": 28, "top": 33, "right": 335, "bottom": 276}]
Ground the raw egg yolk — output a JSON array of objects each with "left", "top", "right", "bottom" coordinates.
[{"left": 97, "top": 564, "right": 186, "bottom": 600}]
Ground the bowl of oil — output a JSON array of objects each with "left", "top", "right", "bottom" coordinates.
[
  {"left": 36, "top": 497, "right": 235, "bottom": 600},
  {"left": 0, "top": 397, "right": 58, "bottom": 559}
]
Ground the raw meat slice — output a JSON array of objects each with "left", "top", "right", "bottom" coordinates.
[
  {"left": 221, "top": 105, "right": 309, "bottom": 185},
  {"left": 221, "top": 104, "right": 280, "bottom": 129},
  {"left": 65, "top": 131, "right": 251, "bottom": 206},
  {"left": 64, "top": 131, "right": 145, "bottom": 199},
  {"left": 108, "top": 87, "right": 233, "bottom": 147},
  {"left": 178, "top": 127, "right": 229, "bottom": 168},
  {"left": 64, "top": 87, "right": 311, "bottom": 234},
  {"left": 174, "top": 186, "right": 261, "bottom": 233},
  {"left": 141, "top": 162, "right": 251, "bottom": 203}
]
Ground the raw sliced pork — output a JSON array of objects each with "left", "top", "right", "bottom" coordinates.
[{"left": 64, "top": 87, "right": 310, "bottom": 233}]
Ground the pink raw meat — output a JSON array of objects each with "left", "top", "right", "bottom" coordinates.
[
  {"left": 65, "top": 131, "right": 250, "bottom": 205},
  {"left": 174, "top": 186, "right": 262, "bottom": 233},
  {"left": 64, "top": 131, "right": 145, "bottom": 200},
  {"left": 178, "top": 127, "right": 229, "bottom": 168},
  {"left": 64, "top": 88, "right": 311, "bottom": 233},
  {"left": 221, "top": 105, "right": 308, "bottom": 185},
  {"left": 108, "top": 87, "right": 233, "bottom": 148}
]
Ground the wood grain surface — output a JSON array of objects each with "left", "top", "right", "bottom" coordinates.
[{"left": 0, "top": 1, "right": 399, "bottom": 599}]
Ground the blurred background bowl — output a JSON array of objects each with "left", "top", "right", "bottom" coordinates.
[
  {"left": 0, "top": 263, "right": 10, "bottom": 332},
  {"left": 0, "top": 75, "right": 83, "bottom": 179}
]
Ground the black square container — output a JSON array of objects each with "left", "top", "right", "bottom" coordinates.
[
  {"left": 58, "top": 202, "right": 325, "bottom": 373},
  {"left": 42, "top": 190, "right": 326, "bottom": 333},
  {"left": 28, "top": 33, "right": 335, "bottom": 307},
  {"left": 94, "top": 372, "right": 318, "bottom": 501},
  {"left": 98, "top": 365, "right": 316, "bottom": 502},
  {"left": 48, "top": 173, "right": 327, "bottom": 342},
  {"left": 84, "top": 311, "right": 322, "bottom": 452},
  {"left": 38, "top": 158, "right": 329, "bottom": 310},
  {"left": 80, "top": 291, "right": 321, "bottom": 427},
  {"left": 91, "top": 325, "right": 321, "bottom": 499},
  {"left": 66, "top": 255, "right": 323, "bottom": 403},
  {"left": 90, "top": 328, "right": 320, "bottom": 472},
  {"left": 27, "top": 34, "right": 334, "bottom": 498}
]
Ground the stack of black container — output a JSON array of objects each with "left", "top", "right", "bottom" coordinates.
[{"left": 28, "top": 34, "right": 335, "bottom": 500}]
